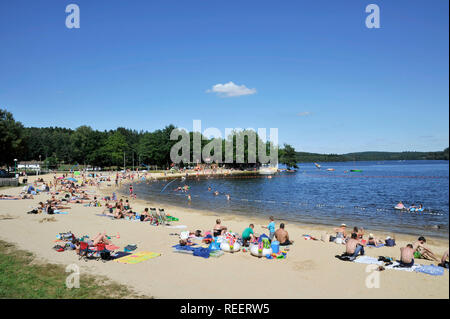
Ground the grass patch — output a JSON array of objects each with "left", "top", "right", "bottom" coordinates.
[{"left": 0, "top": 240, "right": 151, "bottom": 299}]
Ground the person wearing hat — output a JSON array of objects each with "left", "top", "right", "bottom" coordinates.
[
  {"left": 333, "top": 224, "right": 347, "bottom": 243},
  {"left": 179, "top": 231, "right": 193, "bottom": 246}
]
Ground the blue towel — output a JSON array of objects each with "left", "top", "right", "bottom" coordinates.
[
  {"left": 415, "top": 265, "right": 444, "bottom": 276},
  {"left": 172, "top": 244, "right": 197, "bottom": 251},
  {"left": 366, "top": 244, "right": 385, "bottom": 248},
  {"left": 193, "top": 247, "right": 211, "bottom": 259},
  {"left": 172, "top": 244, "right": 209, "bottom": 258}
]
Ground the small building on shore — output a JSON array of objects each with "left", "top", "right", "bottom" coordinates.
[{"left": 17, "top": 161, "right": 43, "bottom": 171}]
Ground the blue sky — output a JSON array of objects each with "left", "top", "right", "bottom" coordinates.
[{"left": 0, "top": 0, "right": 448, "bottom": 154}]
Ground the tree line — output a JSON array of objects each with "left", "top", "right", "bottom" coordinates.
[
  {"left": 1, "top": 109, "right": 297, "bottom": 170},
  {"left": 2, "top": 108, "right": 446, "bottom": 171}
]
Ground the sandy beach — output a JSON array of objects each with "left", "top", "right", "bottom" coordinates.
[{"left": 0, "top": 173, "right": 448, "bottom": 299}]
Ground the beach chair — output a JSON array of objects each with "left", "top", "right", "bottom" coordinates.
[
  {"left": 159, "top": 209, "right": 171, "bottom": 226},
  {"left": 78, "top": 242, "right": 97, "bottom": 261},
  {"left": 150, "top": 208, "right": 161, "bottom": 225},
  {"left": 78, "top": 242, "right": 111, "bottom": 262}
]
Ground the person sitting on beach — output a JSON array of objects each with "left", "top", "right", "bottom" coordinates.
[
  {"left": 334, "top": 224, "right": 347, "bottom": 243},
  {"left": 353, "top": 226, "right": 364, "bottom": 240},
  {"left": 242, "top": 224, "right": 256, "bottom": 247},
  {"left": 124, "top": 200, "right": 132, "bottom": 211},
  {"left": 399, "top": 244, "right": 415, "bottom": 267},
  {"left": 213, "top": 219, "right": 227, "bottom": 237},
  {"left": 140, "top": 208, "right": 153, "bottom": 222},
  {"left": 113, "top": 207, "right": 125, "bottom": 219},
  {"left": 413, "top": 236, "right": 439, "bottom": 261},
  {"left": 103, "top": 204, "right": 115, "bottom": 216},
  {"left": 439, "top": 249, "right": 449, "bottom": 268},
  {"left": 74, "top": 232, "right": 111, "bottom": 254},
  {"left": 275, "top": 223, "right": 294, "bottom": 246},
  {"left": 262, "top": 216, "right": 276, "bottom": 241},
  {"left": 345, "top": 232, "right": 365, "bottom": 261}
]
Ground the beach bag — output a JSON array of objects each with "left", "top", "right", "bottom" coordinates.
[
  {"left": 385, "top": 238, "right": 396, "bottom": 247},
  {"left": 100, "top": 251, "right": 111, "bottom": 260},
  {"left": 209, "top": 241, "right": 221, "bottom": 251},
  {"left": 329, "top": 236, "right": 336, "bottom": 242}
]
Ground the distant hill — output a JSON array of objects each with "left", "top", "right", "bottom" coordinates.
[{"left": 295, "top": 148, "right": 449, "bottom": 163}]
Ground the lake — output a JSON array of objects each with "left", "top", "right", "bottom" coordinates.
[{"left": 133, "top": 160, "right": 449, "bottom": 238}]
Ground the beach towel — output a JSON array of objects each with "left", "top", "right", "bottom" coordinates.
[
  {"left": 193, "top": 247, "right": 211, "bottom": 259},
  {"left": 414, "top": 265, "right": 445, "bottom": 276},
  {"left": 384, "top": 262, "right": 421, "bottom": 272},
  {"left": 366, "top": 244, "right": 385, "bottom": 248},
  {"left": 172, "top": 244, "right": 209, "bottom": 258},
  {"left": 110, "top": 251, "right": 132, "bottom": 260},
  {"left": 115, "top": 251, "right": 161, "bottom": 264},
  {"left": 353, "top": 256, "right": 383, "bottom": 265}
]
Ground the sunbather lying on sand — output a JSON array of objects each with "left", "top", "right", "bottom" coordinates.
[{"left": 367, "top": 234, "right": 383, "bottom": 246}]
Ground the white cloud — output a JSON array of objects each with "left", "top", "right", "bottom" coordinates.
[
  {"left": 297, "top": 112, "right": 311, "bottom": 117},
  {"left": 207, "top": 81, "right": 257, "bottom": 97}
]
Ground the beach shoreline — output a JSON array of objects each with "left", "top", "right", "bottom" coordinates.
[{"left": 0, "top": 172, "right": 448, "bottom": 299}]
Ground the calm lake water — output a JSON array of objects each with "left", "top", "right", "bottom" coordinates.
[{"left": 133, "top": 160, "right": 449, "bottom": 239}]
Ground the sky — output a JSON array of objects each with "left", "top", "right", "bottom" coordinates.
[{"left": 0, "top": 0, "right": 448, "bottom": 154}]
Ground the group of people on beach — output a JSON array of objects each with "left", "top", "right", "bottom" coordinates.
[
  {"left": 210, "top": 216, "right": 293, "bottom": 247},
  {"left": 332, "top": 223, "right": 449, "bottom": 267}
]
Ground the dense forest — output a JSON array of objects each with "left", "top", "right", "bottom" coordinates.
[
  {"left": 1, "top": 109, "right": 283, "bottom": 169},
  {"left": 295, "top": 149, "right": 449, "bottom": 163},
  {"left": 1, "top": 108, "right": 448, "bottom": 170}
]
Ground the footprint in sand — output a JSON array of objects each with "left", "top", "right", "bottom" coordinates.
[{"left": 292, "top": 260, "right": 317, "bottom": 272}]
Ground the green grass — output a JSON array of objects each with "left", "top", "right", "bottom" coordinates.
[{"left": 0, "top": 240, "right": 151, "bottom": 299}]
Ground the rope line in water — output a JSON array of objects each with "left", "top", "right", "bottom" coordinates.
[{"left": 138, "top": 187, "right": 446, "bottom": 217}]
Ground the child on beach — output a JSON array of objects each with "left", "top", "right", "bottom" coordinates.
[
  {"left": 213, "top": 219, "right": 227, "bottom": 237},
  {"left": 262, "top": 216, "right": 276, "bottom": 241},
  {"left": 242, "top": 224, "right": 256, "bottom": 247}
]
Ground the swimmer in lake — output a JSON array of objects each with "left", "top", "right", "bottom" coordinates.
[{"left": 395, "top": 201, "right": 405, "bottom": 210}]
